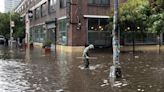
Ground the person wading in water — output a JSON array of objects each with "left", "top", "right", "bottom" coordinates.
[{"left": 82, "top": 44, "right": 94, "bottom": 68}]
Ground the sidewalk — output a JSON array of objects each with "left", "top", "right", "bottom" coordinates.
[{"left": 120, "top": 45, "right": 163, "bottom": 52}]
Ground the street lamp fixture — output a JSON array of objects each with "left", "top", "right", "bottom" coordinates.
[
  {"left": 127, "top": 27, "right": 130, "bottom": 31},
  {"left": 137, "top": 27, "right": 140, "bottom": 30}
]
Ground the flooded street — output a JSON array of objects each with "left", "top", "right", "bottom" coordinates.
[{"left": 0, "top": 45, "right": 164, "bottom": 92}]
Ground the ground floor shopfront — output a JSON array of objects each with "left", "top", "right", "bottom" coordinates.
[{"left": 29, "top": 16, "right": 112, "bottom": 48}]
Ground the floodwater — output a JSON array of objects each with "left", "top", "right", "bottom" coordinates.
[{"left": 0, "top": 45, "right": 164, "bottom": 92}]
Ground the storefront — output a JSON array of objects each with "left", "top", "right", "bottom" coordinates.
[
  {"left": 87, "top": 17, "right": 112, "bottom": 47},
  {"left": 30, "top": 25, "right": 45, "bottom": 44},
  {"left": 45, "top": 20, "right": 57, "bottom": 45}
]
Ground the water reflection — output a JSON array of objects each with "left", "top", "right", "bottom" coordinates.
[{"left": 0, "top": 46, "right": 163, "bottom": 91}]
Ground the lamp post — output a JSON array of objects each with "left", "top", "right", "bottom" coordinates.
[
  {"left": 132, "top": 27, "right": 135, "bottom": 52},
  {"left": 109, "top": 0, "right": 121, "bottom": 79}
]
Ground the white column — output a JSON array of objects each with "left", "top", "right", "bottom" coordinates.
[{"left": 25, "top": 13, "right": 30, "bottom": 48}]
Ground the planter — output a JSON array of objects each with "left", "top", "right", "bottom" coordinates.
[
  {"left": 30, "top": 43, "right": 34, "bottom": 49},
  {"left": 44, "top": 47, "right": 51, "bottom": 53}
]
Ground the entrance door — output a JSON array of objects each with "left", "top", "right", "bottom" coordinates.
[{"left": 47, "top": 29, "right": 56, "bottom": 44}]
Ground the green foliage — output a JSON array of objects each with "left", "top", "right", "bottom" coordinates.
[
  {"left": 43, "top": 39, "right": 52, "bottom": 47},
  {"left": 0, "top": 13, "right": 10, "bottom": 37},
  {"left": 148, "top": 13, "right": 164, "bottom": 34},
  {"left": 147, "top": 0, "right": 164, "bottom": 34},
  {"left": 119, "top": 0, "right": 149, "bottom": 32},
  {"left": 0, "top": 12, "right": 25, "bottom": 38},
  {"left": 108, "top": 0, "right": 164, "bottom": 35}
]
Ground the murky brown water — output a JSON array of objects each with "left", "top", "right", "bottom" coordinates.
[{"left": 0, "top": 45, "right": 164, "bottom": 92}]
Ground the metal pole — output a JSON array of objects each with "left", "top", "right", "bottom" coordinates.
[
  {"left": 109, "top": 0, "right": 121, "bottom": 79},
  {"left": 133, "top": 30, "right": 135, "bottom": 52},
  {"left": 10, "top": 12, "right": 13, "bottom": 48}
]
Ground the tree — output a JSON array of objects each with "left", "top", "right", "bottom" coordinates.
[
  {"left": 0, "top": 13, "right": 10, "bottom": 37},
  {"left": 11, "top": 13, "right": 25, "bottom": 39},
  {"left": 148, "top": 0, "right": 164, "bottom": 35},
  {"left": 119, "top": 0, "right": 150, "bottom": 32},
  {"left": 0, "top": 13, "right": 25, "bottom": 39}
]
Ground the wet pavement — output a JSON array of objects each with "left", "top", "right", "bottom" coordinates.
[{"left": 0, "top": 45, "right": 164, "bottom": 92}]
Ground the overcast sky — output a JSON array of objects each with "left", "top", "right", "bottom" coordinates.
[{"left": 0, "top": 0, "right": 4, "bottom": 13}]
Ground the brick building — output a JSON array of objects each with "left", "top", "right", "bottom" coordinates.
[{"left": 15, "top": 0, "right": 116, "bottom": 47}]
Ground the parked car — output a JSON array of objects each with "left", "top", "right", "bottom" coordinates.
[{"left": 0, "top": 35, "right": 6, "bottom": 44}]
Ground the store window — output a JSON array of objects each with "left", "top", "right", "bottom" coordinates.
[
  {"left": 59, "top": 19, "right": 67, "bottom": 45},
  {"left": 88, "top": 0, "right": 110, "bottom": 5},
  {"left": 88, "top": 18, "right": 109, "bottom": 31},
  {"left": 31, "top": 25, "right": 45, "bottom": 43}
]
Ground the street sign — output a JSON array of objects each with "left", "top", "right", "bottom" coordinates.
[{"left": 11, "top": 21, "right": 15, "bottom": 27}]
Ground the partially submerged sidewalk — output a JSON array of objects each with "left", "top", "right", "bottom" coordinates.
[{"left": 120, "top": 45, "right": 163, "bottom": 52}]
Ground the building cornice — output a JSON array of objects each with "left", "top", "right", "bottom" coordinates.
[{"left": 31, "top": 0, "right": 47, "bottom": 10}]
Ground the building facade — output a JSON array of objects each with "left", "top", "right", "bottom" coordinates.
[
  {"left": 5, "top": 0, "right": 21, "bottom": 12},
  {"left": 15, "top": 0, "right": 119, "bottom": 47}
]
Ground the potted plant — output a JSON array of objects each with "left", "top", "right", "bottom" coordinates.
[
  {"left": 30, "top": 41, "right": 34, "bottom": 49},
  {"left": 43, "top": 39, "right": 52, "bottom": 53}
]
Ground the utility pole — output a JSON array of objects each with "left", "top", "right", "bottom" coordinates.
[
  {"left": 10, "top": 11, "right": 14, "bottom": 48},
  {"left": 109, "top": 0, "right": 122, "bottom": 79}
]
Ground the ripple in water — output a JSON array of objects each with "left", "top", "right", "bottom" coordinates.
[{"left": 0, "top": 59, "right": 31, "bottom": 92}]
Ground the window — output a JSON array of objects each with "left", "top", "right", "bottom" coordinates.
[
  {"left": 88, "top": 0, "right": 93, "bottom": 4},
  {"left": 88, "top": 18, "right": 109, "bottom": 31},
  {"left": 35, "top": 7, "right": 40, "bottom": 19},
  {"left": 88, "top": 0, "right": 109, "bottom": 5},
  {"left": 101, "top": 0, "right": 109, "bottom": 5},
  {"left": 88, "top": 18, "right": 99, "bottom": 31},
  {"left": 59, "top": 19, "right": 67, "bottom": 32},
  {"left": 31, "top": 25, "right": 45, "bottom": 43},
  {"left": 48, "top": 0, "right": 56, "bottom": 13},
  {"left": 60, "top": 0, "right": 66, "bottom": 8},
  {"left": 41, "top": 3, "right": 47, "bottom": 17},
  {"left": 59, "top": 19, "right": 67, "bottom": 45},
  {"left": 27, "top": 1, "right": 30, "bottom": 5}
]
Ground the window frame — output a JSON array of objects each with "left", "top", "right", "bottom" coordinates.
[
  {"left": 88, "top": 0, "right": 110, "bottom": 6},
  {"left": 35, "top": 7, "right": 40, "bottom": 19},
  {"left": 41, "top": 2, "right": 47, "bottom": 17}
]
